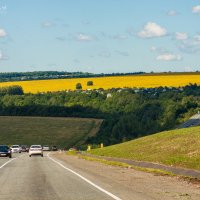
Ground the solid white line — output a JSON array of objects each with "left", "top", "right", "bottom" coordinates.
[
  {"left": 0, "top": 154, "right": 26, "bottom": 169},
  {"left": 47, "top": 153, "right": 122, "bottom": 200},
  {"left": 0, "top": 158, "right": 16, "bottom": 169}
]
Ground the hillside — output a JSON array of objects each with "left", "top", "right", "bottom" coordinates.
[
  {"left": 0, "top": 116, "right": 102, "bottom": 148},
  {"left": 0, "top": 73, "right": 200, "bottom": 93},
  {"left": 90, "top": 126, "right": 200, "bottom": 171}
]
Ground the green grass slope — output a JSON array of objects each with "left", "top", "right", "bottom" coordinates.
[
  {"left": 90, "top": 126, "right": 200, "bottom": 171},
  {"left": 0, "top": 116, "right": 102, "bottom": 148}
]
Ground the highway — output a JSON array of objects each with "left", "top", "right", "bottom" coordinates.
[
  {"left": 0, "top": 152, "right": 200, "bottom": 200},
  {"left": 0, "top": 153, "right": 116, "bottom": 200}
]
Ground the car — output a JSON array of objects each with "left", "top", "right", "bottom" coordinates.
[
  {"left": 21, "top": 145, "right": 29, "bottom": 152},
  {"left": 29, "top": 145, "right": 43, "bottom": 157},
  {"left": 69, "top": 147, "right": 77, "bottom": 151},
  {"left": 51, "top": 146, "right": 58, "bottom": 151},
  {"left": 11, "top": 145, "right": 22, "bottom": 153},
  {"left": 43, "top": 145, "right": 50, "bottom": 151},
  {"left": 0, "top": 145, "right": 12, "bottom": 158}
]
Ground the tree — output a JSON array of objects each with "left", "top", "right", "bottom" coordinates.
[
  {"left": 87, "top": 81, "right": 93, "bottom": 86},
  {"left": 76, "top": 83, "right": 82, "bottom": 90}
]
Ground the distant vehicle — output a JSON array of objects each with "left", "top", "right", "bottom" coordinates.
[
  {"left": 43, "top": 145, "right": 50, "bottom": 151},
  {"left": 29, "top": 145, "right": 43, "bottom": 157},
  {"left": 51, "top": 146, "right": 58, "bottom": 151},
  {"left": 11, "top": 145, "right": 22, "bottom": 153},
  {"left": 21, "top": 145, "right": 29, "bottom": 152},
  {"left": 69, "top": 147, "right": 77, "bottom": 151},
  {"left": 0, "top": 145, "right": 12, "bottom": 158}
]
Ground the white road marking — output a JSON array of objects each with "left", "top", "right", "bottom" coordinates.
[
  {"left": 0, "top": 158, "right": 16, "bottom": 169},
  {"left": 0, "top": 154, "right": 26, "bottom": 169},
  {"left": 47, "top": 153, "right": 122, "bottom": 200}
]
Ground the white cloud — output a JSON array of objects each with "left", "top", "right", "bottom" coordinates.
[
  {"left": 115, "top": 50, "right": 129, "bottom": 56},
  {"left": 156, "top": 53, "right": 182, "bottom": 61},
  {"left": 75, "top": 33, "right": 94, "bottom": 42},
  {"left": 99, "top": 51, "right": 111, "bottom": 58},
  {"left": 42, "top": 21, "right": 54, "bottom": 28},
  {"left": 0, "top": 50, "right": 8, "bottom": 60},
  {"left": 0, "top": 29, "right": 6, "bottom": 37},
  {"left": 167, "top": 10, "right": 177, "bottom": 16},
  {"left": 138, "top": 22, "right": 167, "bottom": 38},
  {"left": 150, "top": 46, "right": 169, "bottom": 54},
  {"left": 178, "top": 38, "right": 200, "bottom": 54},
  {"left": 150, "top": 46, "right": 157, "bottom": 52},
  {"left": 112, "top": 34, "right": 128, "bottom": 40},
  {"left": 192, "top": 5, "right": 200, "bottom": 13},
  {"left": 194, "top": 35, "right": 200, "bottom": 41},
  {"left": 175, "top": 32, "right": 188, "bottom": 40}
]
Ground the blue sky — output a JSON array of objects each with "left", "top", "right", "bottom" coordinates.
[{"left": 0, "top": 0, "right": 200, "bottom": 73}]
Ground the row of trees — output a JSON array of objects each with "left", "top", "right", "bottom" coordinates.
[
  {"left": 76, "top": 81, "right": 93, "bottom": 89},
  {"left": 0, "top": 71, "right": 145, "bottom": 82},
  {"left": 0, "top": 84, "right": 199, "bottom": 146}
]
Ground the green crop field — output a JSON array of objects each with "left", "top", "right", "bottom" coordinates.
[
  {"left": 0, "top": 116, "right": 102, "bottom": 148},
  {"left": 90, "top": 126, "right": 200, "bottom": 171}
]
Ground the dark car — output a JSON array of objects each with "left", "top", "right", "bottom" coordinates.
[
  {"left": 51, "top": 146, "right": 58, "bottom": 151},
  {"left": 0, "top": 145, "right": 12, "bottom": 158},
  {"left": 21, "top": 145, "right": 29, "bottom": 152}
]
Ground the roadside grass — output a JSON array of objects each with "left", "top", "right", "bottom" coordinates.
[
  {"left": 64, "top": 152, "right": 200, "bottom": 186},
  {"left": 78, "top": 154, "right": 175, "bottom": 176},
  {"left": 0, "top": 116, "right": 102, "bottom": 148},
  {"left": 89, "top": 126, "right": 200, "bottom": 171}
]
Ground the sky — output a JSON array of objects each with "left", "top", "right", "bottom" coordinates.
[{"left": 0, "top": 0, "right": 200, "bottom": 73}]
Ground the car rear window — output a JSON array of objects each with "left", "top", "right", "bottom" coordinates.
[
  {"left": 0, "top": 146, "right": 9, "bottom": 151},
  {"left": 31, "top": 145, "right": 41, "bottom": 148},
  {"left": 12, "top": 145, "right": 19, "bottom": 148}
]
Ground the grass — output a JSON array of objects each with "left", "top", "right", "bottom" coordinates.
[
  {"left": 0, "top": 116, "right": 102, "bottom": 148},
  {"left": 0, "top": 73, "right": 200, "bottom": 93},
  {"left": 78, "top": 154, "right": 175, "bottom": 176},
  {"left": 89, "top": 126, "right": 200, "bottom": 171}
]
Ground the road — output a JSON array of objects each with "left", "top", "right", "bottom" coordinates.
[{"left": 0, "top": 152, "right": 200, "bottom": 200}]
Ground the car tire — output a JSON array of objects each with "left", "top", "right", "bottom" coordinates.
[
  {"left": 9, "top": 155, "right": 12, "bottom": 158},
  {"left": 29, "top": 155, "right": 31, "bottom": 157},
  {"left": 41, "top": 154, "right": 43, "bottom": 157}
]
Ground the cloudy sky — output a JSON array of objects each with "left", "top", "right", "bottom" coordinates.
[{"left": 0, "top": 0, "right": 200, "bottom": 73}]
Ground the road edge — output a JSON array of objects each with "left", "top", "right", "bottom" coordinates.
[{"left": 47, "top": 152, "right": 122, "bottom": 200}]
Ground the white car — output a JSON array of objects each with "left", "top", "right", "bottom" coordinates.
[
  {"left": 29, "top": 145, "right": 43, "bottom": 157},
  {"left": 43, "top": 145, "right": 50, "bottom": 151},
  {"left": 11, "top": 145, "right": 22, "bottom": 153}
]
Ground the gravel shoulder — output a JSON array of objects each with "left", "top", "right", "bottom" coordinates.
[{"left": 53, "top": 152, "right": 200, "bottom": 200}]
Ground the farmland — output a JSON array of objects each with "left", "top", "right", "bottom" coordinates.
[
  {"left": 0, "top": 116, "right": 102, "bottom": 148},
  {"left": 0, "top": 73, "right": 200, "bottom": 93}
]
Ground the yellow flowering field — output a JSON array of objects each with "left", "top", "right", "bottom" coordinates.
[{"left": 0, "top": 74, "right": 200, "bottom": 93}]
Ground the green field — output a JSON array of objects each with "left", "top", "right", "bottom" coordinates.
[
  {"left": 90, "top": 126, "right": 200, "bottom": 171},
  {"left": 0, "top": 116, "right": 102, "bottom": 148}
]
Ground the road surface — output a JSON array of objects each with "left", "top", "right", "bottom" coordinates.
[{"left": 0, "top": 152, "right": 200, "bottom": 200}]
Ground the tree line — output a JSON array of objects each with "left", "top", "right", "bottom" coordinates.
[
  {"left": 0, "top": 84, "right": 199, "bottom": 146},
  {"left": 0, "top": 71, "right": 145, "bottom": 82}
]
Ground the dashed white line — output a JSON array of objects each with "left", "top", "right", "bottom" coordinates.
[{"left": 47, "top": 153, "right": 122, "bottom": 200}]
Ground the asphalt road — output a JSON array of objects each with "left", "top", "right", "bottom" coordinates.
[
  {"left": 1, "top": 152, "right": 200, "bottom": 200},
  {"left": 0, "top": 153, "right": 117, "bottom": 200}
]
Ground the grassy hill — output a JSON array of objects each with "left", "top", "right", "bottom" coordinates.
[
  {"left": 0, "top": 116, "right": 102, "bottom": 148},
  {"left": 90, "top": 126, "right": 200, "bottom": 171}
]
